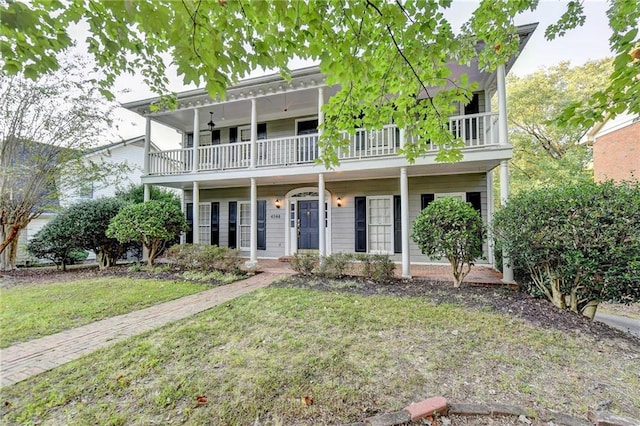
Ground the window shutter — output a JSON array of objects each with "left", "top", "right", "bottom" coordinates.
[
  {"left": 420, "top": 193, "right": 435, "bottom": 210},
  {"left": 185, "top": 133, "right": 194, "bottom": 148},
  {"left": 466, "top": 192, "right": 482, "bottom": 215},
  {"left": 355, "top": 196, "right": 367, "bottom": 252},
  {"left": 211, "top": 202, "right": 220, "bottom": 246},
  {"left": 229, "top": 127, "right": 237, "bottom": 143},
  {"left": 257, "top": 200, "right": 266, "bottom": 250},
  {"left": 211, "top": 129, "right": 221, "bottom": 145},
  {"left": 228, "top": 201, "right": 237, "bottom": 249},
  {"left": 393, "top": 195, "right": 401, "bottom": 253},
  {"left": 186, "top": 203, "right": 193, "bottom": 244},
  {"left": 257, "top": 123, "right": 267, "bottom": 140}
]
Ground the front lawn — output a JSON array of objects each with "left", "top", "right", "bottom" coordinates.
[
  {"left": 0, "top": 277, "right": 210, "bottom": 348},
  {"left": 1, "top": 286, "right": 638, "bottom": 425}
]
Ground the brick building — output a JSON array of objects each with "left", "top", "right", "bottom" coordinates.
[{"left": 593, "top": 119, "right": 640, "bottom": 183}]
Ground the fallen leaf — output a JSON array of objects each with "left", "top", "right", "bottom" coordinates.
[
  {"left": 196, "top": 395, "right": 208, "bottom": 404},
  {"left": 301, "top": 395, "right": 314, "bottom": 406}
]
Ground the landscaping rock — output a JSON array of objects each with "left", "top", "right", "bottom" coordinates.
[
  {"left": 541, "top": 411, "right": 592, "bottom": 426},
  {"left": 448, "top": 402, "right": 491, "bottom": 416},
  {"left": 405, "top": 396, "right": 448, "bottom": 421}
]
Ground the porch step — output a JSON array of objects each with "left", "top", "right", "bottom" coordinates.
[{"left": 278, "top": 256, "right": 293, "bottom": 263}]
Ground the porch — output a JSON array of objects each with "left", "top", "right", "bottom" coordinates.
[
  {"left": 146, "top": 113, "right": 499, "bottom": 176},
  {"left": 255, "top": 258, "right": 505, "bottom": 286}
]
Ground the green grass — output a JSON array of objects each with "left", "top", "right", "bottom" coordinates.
[
  {"left": 1, "top": 287, "right": 638, "bottom": 425},
  {"left": 0, "top": 278, "right": 210, "bottom": 348}
]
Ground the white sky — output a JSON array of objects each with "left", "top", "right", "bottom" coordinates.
[{"left": 110, "top": 0, "right": 614, "bottom": 149}]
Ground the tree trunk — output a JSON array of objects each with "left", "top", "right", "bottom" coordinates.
[
  {"left": 581, "top": 300, "right": 599, "bottom": 320},
  {"left": 550, "top": 277, "right": 567, "bottom": 309}
]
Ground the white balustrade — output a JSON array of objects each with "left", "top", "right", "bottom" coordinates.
[{"left": 147, "top": 113, "right": 499, "bottom": 175}]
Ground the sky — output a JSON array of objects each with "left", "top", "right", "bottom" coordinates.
[{"left": 110, "top": 0, "right": 615, "bottom": 149}]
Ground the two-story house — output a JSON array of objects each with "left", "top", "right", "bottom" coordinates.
[{"left": 123, "top": 23, "right": 537, "bottom": 280}]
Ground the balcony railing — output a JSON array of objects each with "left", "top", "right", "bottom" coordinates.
[{"left": 147, "top": 112, "right": 499, "bottom": 175}]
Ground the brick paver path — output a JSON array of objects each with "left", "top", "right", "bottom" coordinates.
[{"left": 0, "top": 270, "right": 293, "bottom": 388}]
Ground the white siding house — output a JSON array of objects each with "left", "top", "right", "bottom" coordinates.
[
  {"left": 123, "top": 23, "right": 537, "bottom": 280},
  {"left": 16, "top": 136, "right": 163, "bottom": 264}
]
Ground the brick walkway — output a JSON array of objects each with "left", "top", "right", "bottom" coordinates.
[
  {"left": 0, "top": 268, "right": 293, "bottom": 388},
  {"left": 0, "top": 260, "right": 502, "bottom": 388}
]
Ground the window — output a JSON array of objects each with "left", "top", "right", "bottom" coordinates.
[
  {"left": 239, "top": 202, "right": 251, "bottom": 250},
  {"left": 77, "top": 182, "right": 94, "bottom": 199},
  {"left": 199, "top": 203, "right": 211, "bottom": 245},
  {"left": 367, "top": 196, "right": 393, "bottom": 253}
]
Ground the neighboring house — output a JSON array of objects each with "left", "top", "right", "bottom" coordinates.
[
  {"left": 16, "top": 136, "right": 161, "bottom": 264},
  {"left": 591, "top": 116, "right": 640, "bottom": 183},
  {"left": 123, "top": 23, "right": 536, "bottom": 278}
]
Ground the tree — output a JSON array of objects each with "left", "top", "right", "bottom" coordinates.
[
  {"left": 2, "top": 1, "right": 638, "bottom": 166},
  {"left": 116, "top": 184, "right": 180, "bottom": 208},
  {"left": 26, "top": 213, "right": 85, "bottom": 271},
  {"left": 64, "top": 198, "right": 132, "bottom": 269},
  {"left": 0, "top": 61, "right": 117, "bottom": 270},
  {"left": 506, "top": 59, "right": 611, "bottom": 194},
  {"left": 493, "top": 181, "right": 640, "bottom": 319},
  {"left": 107, "top": 201, "right": 188, "bottom": 266},
  {"left": 412, "top": 197, "right": 485, "bottom": 287}
]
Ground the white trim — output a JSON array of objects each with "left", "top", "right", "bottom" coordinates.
[
  {"left": 284, "top": 186, "right": 332, "bottom": 256},
  {"left": 366, "top": 195, "right": 394, "bottom": 255},
  {"left": 238, "top": 201, "right": 251, "bottom": 251},
  {"left": 294, "top": 116, "right": 319, "bottom": 134},
  {"left": 435, "top": 192, "right": 466, "bottom": 200}
]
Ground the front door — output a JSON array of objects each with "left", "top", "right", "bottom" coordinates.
[{"left": 298, "top": 200, "right": 319, "bottom": 250}]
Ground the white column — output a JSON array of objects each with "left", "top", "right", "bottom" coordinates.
[
  {"left": 192, "top": 109, "right": 200, "bottom": 172},
  {"left": 250, "top": 98, "right": 257, "bottom": 168},
  {"left": 486, "top": 170, "right": 495, "bottom": 267},
  {"left": 317, "top": 87, "right": 324, "bottom": 158},
  {"left": 142, "top": 182, "right": 151, "bottom": 261},
  {"left": 143, "top": 117, "right": 151, "bottom": 174},
  {"left": 399, "top": 128, "right": 406, "bottom": 149},
  {"left": 143, "top": 184, "right": 150, "bottom": 202},
  {"left": 318, "top": 173, "right": 325, "bottom": 257},
  {"left": 192, "top": 181, "right": 200, "bottom": 245},
  {"left": 400, "top": 167, "right": 410, "bottom": 278},
  {"left": 497, "top": 63, "right": 509, "bottom": 146},
  {"left": 249, "top": 178, "right": 258, "bottom": 264},
  {"left": 180, "top": 190, "right": 186, "bottom": 245},
  {"left": 500, "top": 160, "right": 514, "bottom": 283}
]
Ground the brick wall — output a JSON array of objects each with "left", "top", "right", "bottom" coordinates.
[{"left": 593, "top": 121, "right": 640, "bottom": 183}]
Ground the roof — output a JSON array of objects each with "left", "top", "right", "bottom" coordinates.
[
  {"left": 86, "top": 136, "right": 161, "bottom": 156},
  {"left": 122, "top": 23, "right": 538, "bottom": 113}
]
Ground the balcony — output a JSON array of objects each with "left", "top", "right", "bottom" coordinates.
[{"left": 147, "top": 112, "right": 499, "bottom": 176}]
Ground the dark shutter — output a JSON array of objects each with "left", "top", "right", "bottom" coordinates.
[
  {"left": 257, "top": 123, "right": 267, "bottom": 140},
  {"left": 211, "top": 129, "right": 221, "bottom": 145},
  {"left": 464, "top": 93, "right": 480, "bottom": 115},
  {"left": 257, "top": 200, "right": 266, "bottom": 250},
  {"left": 355, "top": 196, "right": 367, "bottom": 253},
  {"left": 466, "top": 192, "right": 482, "bottom": 215},
  {"left": 421, "top": 193, "right": 435, "bottom": 210},
  {"left": 393, "top": 195, "right": 401, "bottom": 253},
  {"left": 229, "top": 127, "right": 237, "bottom": 143},
  {"left": 228, "top": 201, "right": 237, "bottom": 249},
  {"left": 185, "top": 133, "right": 194, "bottom": 148},
  {"left": 211, "top": 202, "right": 220, "bottom": 246},
  {"left": 186, "top": 203, "right": 193, "bottom": 244}
]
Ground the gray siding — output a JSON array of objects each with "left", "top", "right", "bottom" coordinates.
[{"left": 185, "top": 173, "right": 488, "bottom": 263}]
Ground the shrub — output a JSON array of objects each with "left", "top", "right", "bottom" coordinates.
[
  {"left": 107, "top": 201, "right": 188, "bottom": 266},
  {"left": 368, "top": 254, "right": 396, "bottom": 283},
  {"left": 412, "top": 197, "right": 485, "bottom": 287},
  {"left": 493, "top": 181, "right": 640, "bottom": 319},
  {"left": 27, "top": 213, "right": 84, "bottom": 271},
  {"left": 291, "top": 252, "right": 319, "bottom": 276},
  {"left": 318, "top": 252, "right": 354, "bottom": 278},
  {"left": 166, "top": 244, "right": 240, "bottom": 273}
]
